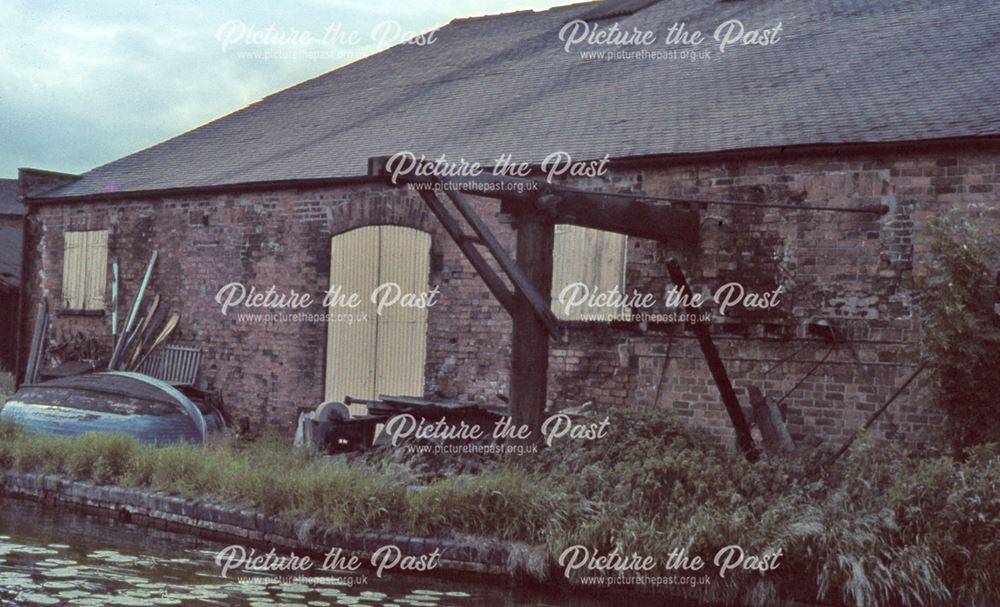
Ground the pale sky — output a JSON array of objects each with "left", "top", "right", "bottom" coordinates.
[{"left": 0, "top": 0, "right": 579, "bottom": 179}]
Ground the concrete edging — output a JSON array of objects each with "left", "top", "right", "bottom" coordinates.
[{"left": 0, "top": 469, "right": 536, "bottom": 579}]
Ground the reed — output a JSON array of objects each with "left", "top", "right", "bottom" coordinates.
[{"left": 0, "top": 415, "right": 996, "bottom": 607}]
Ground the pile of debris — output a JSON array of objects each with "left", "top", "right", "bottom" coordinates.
[
  {"left": 23, "top": 251, "right": 179, "bottom": 384},
  {"left": 6, "top": 250, "right": 226, "bottom": 445}
]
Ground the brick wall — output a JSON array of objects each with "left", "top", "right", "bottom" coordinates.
[
  {"left": 20, "top": 184, "right": 514, "bottom": 431},
  {"left": 19, "top": 147, "right": 1000, "bottom": 446},
  {"left": 548, "top": 148, "right": 998, "bottom": 448}
]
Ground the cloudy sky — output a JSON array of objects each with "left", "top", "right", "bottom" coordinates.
[{"left": 0, "top": 0, "right": 576, "bottom": 179}]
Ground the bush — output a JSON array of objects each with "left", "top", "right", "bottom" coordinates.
[
  {"left": 64, "top": 433, "right": 140, "bottom": 484},
  {"left": 405, "top": 467, "right": 561, "bottom": 541},
  {"left": 920, "top": 210, "right": 1000, "bottom": 452}
]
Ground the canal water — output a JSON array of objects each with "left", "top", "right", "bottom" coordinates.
[{"left": 0, "top": 497, "right": 613, "bottom": 607}]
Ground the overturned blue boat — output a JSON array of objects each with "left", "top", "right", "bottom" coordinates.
[{"left": 0, "top": 371, "right": 224, "bottom": 445}]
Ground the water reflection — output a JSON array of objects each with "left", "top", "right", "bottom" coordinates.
[{"left": 0, "top": 497, "right": 604, "bottom": 606}]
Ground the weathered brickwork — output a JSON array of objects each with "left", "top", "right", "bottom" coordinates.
[
  {"left": 548, "top": 148, "right": 998, "bottom": 448},
  {"left": 19, "top": 147, "right": 1000, "bottom": 447},
  {"left": 20, "top": 184, "right": 514, "bottom": 430}
]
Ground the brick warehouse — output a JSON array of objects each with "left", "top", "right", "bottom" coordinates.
[{"left": 13, "top": 0, "right": 1000, "bottom": 446}]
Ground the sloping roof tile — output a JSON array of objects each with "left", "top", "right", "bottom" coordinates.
[
  {"left": 0, "top": 180, "right": 25, "bottom": 215},
  {"left": 40, "top": 0, "right": 1000, "bottom": 199}
]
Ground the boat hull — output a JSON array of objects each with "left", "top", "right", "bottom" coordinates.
[{"left": 0, "top": 372, "right": 214, "bottom": 445}]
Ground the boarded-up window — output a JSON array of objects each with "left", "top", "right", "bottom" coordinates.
[
  {"left": 62, "top": 230, "right": 108, "bottom": 311},
  {"left": 550, "top": 225, "right": 627, "bottom": 321},
  {"left": 325, "top": 226, "right": 431, "bottom": 416}
]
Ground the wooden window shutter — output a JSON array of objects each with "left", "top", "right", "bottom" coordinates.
[
  {"left": 84, "top": 230, "right": 108, "bottom": 311},
  {"left": 62, "top": 231, "right": 85, "bottom": 309},
  {"left": 61, "top": 230, "right": 108, "bottom": 311},
  {"left": 550, "top": 225, "right": 628, "bottom": 321}
]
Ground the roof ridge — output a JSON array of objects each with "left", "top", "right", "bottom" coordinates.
[{"left": 449, "top": 1, "right": 593, "bottom": 24}]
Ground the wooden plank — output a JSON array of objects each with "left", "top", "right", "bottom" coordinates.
[
  {"left": 111, "top": 257, "right": 120, "bottom": 340},
  {"left": 111, "top": 250, "right": 157, "bottom": 370},
  {"left": 24, "top": 299, "right": 48, "bottom": 384},
  {"left": 666, "top": 258, "right": 759, "bottom": 461},
  {"left": 509, "top": 218, "right": 555, "bottom": 443},
  {"left": 748, "top": 386, "right": 796, "bottom": 456},
  {"left": 444, "top": 190, "right": 558, "bottom": 336}
]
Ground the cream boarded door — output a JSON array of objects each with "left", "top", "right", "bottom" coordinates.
[
  {"left": 325, "top": 226, "right": 431, "bottom": 416},
  {"left": 325, "top": 227, "right": 379, "bottom": 413}
]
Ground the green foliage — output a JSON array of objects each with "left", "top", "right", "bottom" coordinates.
[
  {"left": 404, "top": 467, "right": 561, "bottom": 541},
  {"left": 921, "top": 210, "right": 1000, "bottom": 451},
  {"left": 0, "top": 409, "right": 997, "bottom": 607},
  {"left": 0, "top": 369, "right": 15, "bottom": 403}
]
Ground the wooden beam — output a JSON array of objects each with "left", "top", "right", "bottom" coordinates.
[
  {"left": 748, "top": 386, "right": 797, "bottom": 456},
  {"left": 416, "top": 190, "right": 517, "bottom": 314},
  {"left": 369, "top": 160, "right": 699, "bottom": 245},
  {"left": 444, "top": 190, "right": 559, "bottom": 336},
  {"left": 666, "top": 258, "right": 759, "bottom": 461},
  {"left": 539, "top": 192, "right": 699, "bottom": 245},
  {"left": 509, "top": 217, "right": 555, "bottom": 443}
]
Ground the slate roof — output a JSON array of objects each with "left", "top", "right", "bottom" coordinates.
[
  {"left": 39, "top": 0, "right": 1000, "bottom": 200},
  {"left": 0, "top": 180, "right": 25, "bottom": 216},
  {"left": 0, "top": 180, "right": 23, "bottom": 288}
]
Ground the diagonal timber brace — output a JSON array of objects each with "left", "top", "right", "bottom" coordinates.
[
  {"left": 372, "top": 156, "right": 701, "bottom": 442},
  {"left": 416, "top": 189, "right": 559, "bottom": 336},
  {"left": 666, "top": 258, "right": 759, "bottom": 461}
]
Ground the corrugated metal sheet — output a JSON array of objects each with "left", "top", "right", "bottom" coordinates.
[
  {"left": 550, "top": 225, "right": 627, "bottom": 320},
  {"left": 61, "top": 230, "right": 108, "bottom": 311}
]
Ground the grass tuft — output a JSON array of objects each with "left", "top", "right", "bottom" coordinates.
[{"left": 0, "top": 407, "right": 996, "bottom": 607}]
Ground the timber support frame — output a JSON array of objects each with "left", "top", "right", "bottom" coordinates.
[{"left": 370, "top": 156, "right": 700, "bottom": 442}]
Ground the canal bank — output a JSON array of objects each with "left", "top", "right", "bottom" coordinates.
[
  {"left": 0, "top": 494, "right": 618, "bottom": 607},
  {"left": 0, "top": 469, "right": 537, "bottom": 580},
  {"left": 1, "top": 469, "right": 706, "bottom": 607}
]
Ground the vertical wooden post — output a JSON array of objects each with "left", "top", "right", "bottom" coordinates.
[{"left": 509, "top": 216, "right": 554, "bottom": 442}]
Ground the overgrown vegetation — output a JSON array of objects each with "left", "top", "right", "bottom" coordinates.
[
  {"left": 920, "top": 209, "right": 1000, "bottom": 452},
  {"left": 0, "top": 368, "right": 14, "bottom": 403},
  {"left": 0, "top": 410, "right": 997, "bottom": 607}
]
